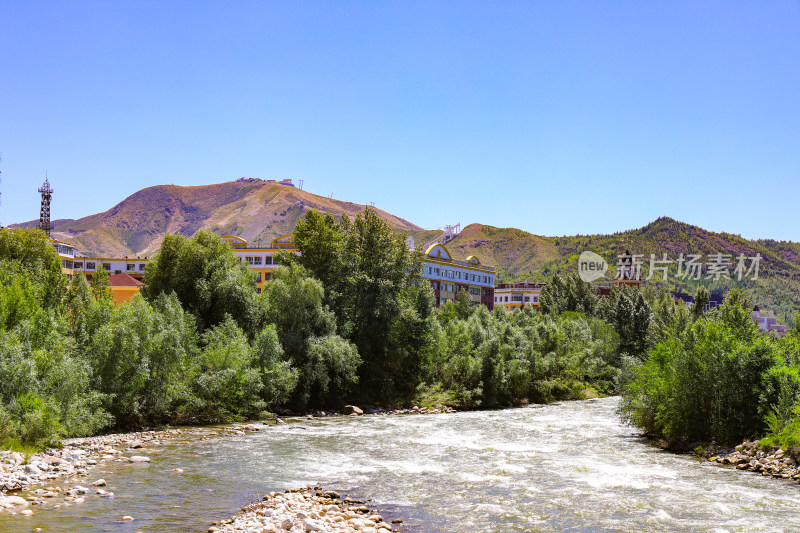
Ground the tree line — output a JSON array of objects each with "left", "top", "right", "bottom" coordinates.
[{"left": 2, "top": 209, "right": 796, "bottom": 450}]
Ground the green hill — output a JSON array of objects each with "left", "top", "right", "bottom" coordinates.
[{"left": 444, "top": 217, "right": 800, "bottom": 324}]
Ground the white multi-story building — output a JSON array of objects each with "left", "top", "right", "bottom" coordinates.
[
  {"left": 494, "top": 282, "right": 546, "bottom": 310},
  {"left": 419, "top": 243, "right": 494, "bottom": 308}
]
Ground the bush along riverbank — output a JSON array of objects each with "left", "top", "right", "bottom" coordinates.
[{"left": 209, "top": 487, "right": 403, "bottom": 533}]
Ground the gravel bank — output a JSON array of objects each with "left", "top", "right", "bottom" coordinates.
[
  {"left": 707, "top": 440, "right": 800, "bottom": 481},
  {"left": 209, "top": 487, "right": 404, "bottom": 533}
]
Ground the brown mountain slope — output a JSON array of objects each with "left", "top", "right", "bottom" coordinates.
[{"left": 14, "top": 180, "right": 422, "bottom": 256}]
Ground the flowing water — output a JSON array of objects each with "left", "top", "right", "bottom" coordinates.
[{"left": 4, "top": 397, "right": 800, "bottom": 532}]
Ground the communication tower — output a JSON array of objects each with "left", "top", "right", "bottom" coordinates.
[{"left": 38, "top": 177, "right": 54, "bottom": 237}]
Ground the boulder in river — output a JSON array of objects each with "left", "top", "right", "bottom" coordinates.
[{"left": 343, "top": 405, "right": 363, "bottom": 415}]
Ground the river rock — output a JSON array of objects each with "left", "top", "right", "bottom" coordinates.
[
  {"left": 1, "top": 495, "right": 28, "bottom": 506},
  {"left": 92, "top": 478, "right": 107, "bottom": 486},
  {"left": 343, "top": 405, "right": 363, "bottom": 415},
  {"left": 128, "top": 456, "right": 151, "bottom": 463},
  {"left": 303, "top": 518, "right": 323, "bottom": 531}
]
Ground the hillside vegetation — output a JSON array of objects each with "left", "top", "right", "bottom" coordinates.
[{"left": 445, "top": 217, "right": 800, "bottom": 324}]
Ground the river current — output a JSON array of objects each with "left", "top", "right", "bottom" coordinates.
[{"left": 4, "top": 397, "right": 800, "bottom": 532}]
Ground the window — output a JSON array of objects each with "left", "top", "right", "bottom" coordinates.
[
  {"left": 434, "top": 268, "right": 440, "bottom": 275},
  {"left": 139, "top": 264, "right": 145, "bottom": 271},
  {"left": 524, "top": 296, "right": 530, "bottom": 302},
  {"left": 256, "top": 288, "right": 262, "bottom": 294},
  {"left": 74, "top": 262, "right": 83, "bottom": 269},
  {"left": 245, "top": 256, "right": 254, "bottom": 265},
  {"left": 127, "top": 264, "right": 135, "bottom": 271},
  {"left": 86, "top": 262, "right": 96, "bottom": 270},
  {"left": 103, "top": 263, "right": 111, "bottom": 271},
  {"left": 63, "top": 260, "right": 73, "bottom": 269},
  {"left": 255, "top": 272, "right": 262, "bottom": 282},
  {"left": 505, "top": 296, "right": 509, "bottom": 302},
  {"left": 254, "top": 256, "right": 262, "bottom": 265},
  {"left": 512, "top": 295, "right": 523, "bottom": 302},
  {"left": 265, "top": 256, "right": 273, "bottom": 265},
  {"left": 115, "top": 270, "right": 121, "bottom": 275}
]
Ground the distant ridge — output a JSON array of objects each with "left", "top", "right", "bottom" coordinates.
[
  {"left": 13, "top": 179, "right": 422, "bottom": 256},
  {"left": 11, "top": 182, "right": 799, "bottom": 322}
]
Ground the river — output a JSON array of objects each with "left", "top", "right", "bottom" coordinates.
[{"left": 3, "top": 397, "right": 800, "bottom": 532}]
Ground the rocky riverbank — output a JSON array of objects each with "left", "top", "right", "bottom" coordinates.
[
  {"left": 707, "top": 441, "right": 800, "bottom": 482},
  {"left": 0, "top": 424, "right": 268, "bottom": 515},
  {"left": 208, "top": 487, "right": 403, "bottom": 533}
]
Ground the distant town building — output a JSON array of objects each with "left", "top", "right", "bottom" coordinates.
[
  {"left": 669, "top": 289, "right": 724, "bottom": 312},
  {"left": 494, "top": 282, "right": 546, "bottom": 310},
  {"left": 51, "top": 239, "right": 75, "bottom": 279},
  {"left": 107, "top": 273, "right": 145, "bottom": 305},
  {"left": 751, "top": 306, "right": 788, "bottom": 338},
  {"left": 222, "top": 234, "right": 299, "bottom": 293},
  {"left": 73, "top": 255, "right": 149, "bottom": 281},
  {"left": 419, "top": 243, "right": 494, "bottom": 309}
]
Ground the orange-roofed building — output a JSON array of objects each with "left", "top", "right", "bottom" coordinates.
[{"left": 108, "top": 272, "right": 145, "bottom": 305}]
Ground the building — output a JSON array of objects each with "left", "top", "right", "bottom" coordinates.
[
  {"left": 669, "top": 289, "right": 724, "bottom": 312},
  {"left": 494, "top": 282, "right": 546, "bottom": 310},
  {"left": 107, "top": 273, "right": 145, "bottom": 305},
  {"left": 751, "top": 307, "right": 788, "bottom": 338},
  {"left": 223, "top": 234, "right": 299, "bottom": 293},
  {"left": 50, "top": 239, "right": 75, "bottom": 279},
  {"left": 73, "top": 255, "right": 149, "bottom": 281},
  {"left": 419, "top": 243, "right": 494, "bottom": 309}
]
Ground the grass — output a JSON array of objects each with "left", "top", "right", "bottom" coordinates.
[{"left": 0, "top": 437, "right": 46, "bottom": 459}]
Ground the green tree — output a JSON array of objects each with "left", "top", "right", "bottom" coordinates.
[
  {"left": 90, "top": 262, "right": 112, "bottom": 304},
  {"left": 693, "top": 286, "right": 709, "bottom": 319},
  {"left": 540, "top": 272, "right": 597, "bottom": 316},
  {"left": 189, "top": 316, "right": 265, "bottom": 422},
  {"left": 0, "top": 227, "right": 66, "bottom": 310},
  {"left": 142, "top": 230, "right": 264, "bottom": 335},
  {"left": 293, "top": 208, "right": 434, "bottom": 401}
]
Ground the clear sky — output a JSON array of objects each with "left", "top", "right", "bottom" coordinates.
[{"left": 1, "top": 1, "right": 798, "bottom": 241}]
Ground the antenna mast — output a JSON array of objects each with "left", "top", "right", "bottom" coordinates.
[{"left": 38, "top": 176, "right": 54, "bottom": 237}]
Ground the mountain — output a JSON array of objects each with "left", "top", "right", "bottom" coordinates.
[
  {"left": 14, "top": 179, "right": 422, "bottom": 256},
  {"left": 13, "top": 181, "right": 799, "bottom": 323},
  {"left": 442, "top": 217, "right": 800, "bottom": 324}
]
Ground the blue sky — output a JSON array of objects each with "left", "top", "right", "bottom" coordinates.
[{"left": 1, "top": 1, "right": 798, "bottom": 240}]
